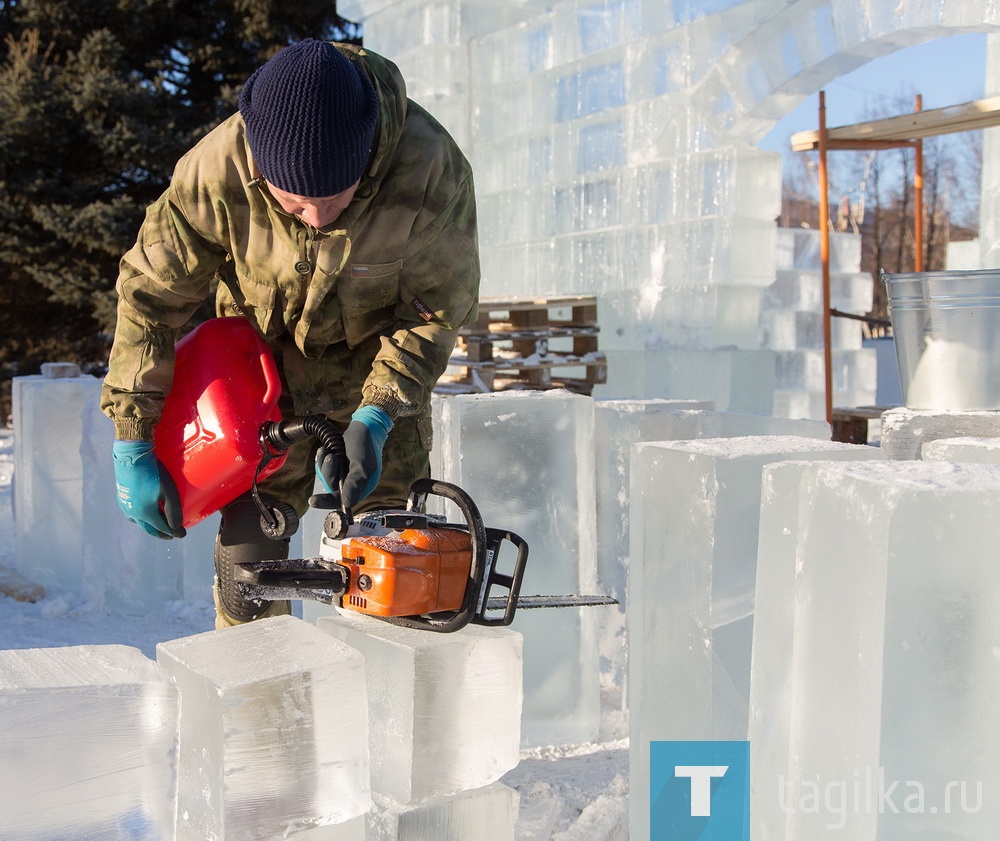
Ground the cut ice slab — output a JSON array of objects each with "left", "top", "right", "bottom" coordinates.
[
  {"left": 0, "top": 644, "right": 178, "bottom": 840},
  {"left": 156, "top": 615, "right": 369, "bottom": 841},
  {"left": 318, "top": 611, "right": 523, "bottom": 804}
]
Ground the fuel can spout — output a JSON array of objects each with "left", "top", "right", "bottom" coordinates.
[{"left": 250, "top": 415, "right": 350, "bottom": 541}]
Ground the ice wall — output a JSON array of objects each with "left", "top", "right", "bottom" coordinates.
[{"left": 344, "top": 0, "right": 1000, "bottom": 412}]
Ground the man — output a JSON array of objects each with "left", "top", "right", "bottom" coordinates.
[{"left": 101, "top": 39, "right": 480, "bottom": 627}]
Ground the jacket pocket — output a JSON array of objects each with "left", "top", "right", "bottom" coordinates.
[{"left": 338, "top": 260, "right": 403, "bottom": 346}]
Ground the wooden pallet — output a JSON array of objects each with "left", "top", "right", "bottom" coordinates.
[{"left": 436, "top": 295, "right": 607, "bottom": 395}]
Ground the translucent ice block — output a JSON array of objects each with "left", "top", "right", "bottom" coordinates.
[
  {"left": 595, "top": 348, "right": 777, "bottom": 415},
  {"left": 12, "top": 374, "right": 104, "bottom": 592},
  {"left": 156, "top": 616, "right": 369, "bottom": 840},
  {"left": 367, "top": 783, "right": 519, "bottom": 841},
  {"left": 922, "top": 436, "right": 1000, "bottom": 463},
  {"left": 779, "top": 461, "right": 1000, "bottom": 838},
  {"left": 0, "top": 644, "right": 178, "bottom": 840},
  {"left": 593, "top": 398, "right": 713, "bottom": 705},
  {"left": 774, "top": 348, "right": 877, "bottom": 392},
  {"left": 759, "top": 309, "right": 862, "bottom": 350},
  {"left": 749, "top": 456, "right": 882, "bottom": 841},
  {"left": 317, "top": 612, "right": 522, "bottom": 803},
  {"left": 598, "top": 285, "right": 764, "bottom": 352},
  {"left": 628, "top": 436, "right": 882, "bottom": 841},
  {"left": 432, "top": 391, "right": 600, "bottom": 747},
  {"left": 880, "top": 407, "right": 1000, "bottom": 460},
  {"left": 763, "top": 269, "right": 875, "bottom": 314},
  {"left": 775, "top": 228, "right": 862, "bottom": 273}
]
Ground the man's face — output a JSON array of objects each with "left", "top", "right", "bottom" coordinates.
[{"left": 264, "top": 179, "right": 361, "bottom": 228}]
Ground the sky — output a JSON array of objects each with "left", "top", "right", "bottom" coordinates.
[{"left": 759, "top": 32, "right": 990, "bottom": 161}]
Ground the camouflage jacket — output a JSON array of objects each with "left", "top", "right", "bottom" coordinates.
[{"left": 101, "top": 44, "right": 479, "bottom": 441}]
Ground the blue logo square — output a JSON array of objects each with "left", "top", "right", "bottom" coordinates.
[{"left": 650, "top": 741, "right": 750, "bottom": 840}]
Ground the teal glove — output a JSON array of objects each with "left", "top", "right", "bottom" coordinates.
[
  {"left": 316, "top": 406, "right": 392, "bottom": 510},
  {"left": 112, "top": 440, "right": 186, "bottom": 539}
]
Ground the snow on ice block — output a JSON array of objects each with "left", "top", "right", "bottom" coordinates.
[
  {"left": 880, "top": 406, "right": 1000, "bottom": 460},
  {"left": 156, "top": 616, "right": 369, "bottom": 841},
  {"left": 367, "top": 783, "right": 519, "bottom": 841},
  {"left": 628, "top": 436, "right": 884, "bottom": 841},
  {"left": 0, "top": 644, "right": 178, "bottom": 840},
  {"left": 432, "top": 391, "right": 599, "bottom": 748},
  {"left": 317, "top": 611, "right": 522, "bottom": 804},
  {"left": 767, "top": 461, "right": 1000, "bottom": 838}
]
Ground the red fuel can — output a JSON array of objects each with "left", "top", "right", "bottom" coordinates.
[{"left": 154, "top": 317, "right": 287, "bottom": 527}]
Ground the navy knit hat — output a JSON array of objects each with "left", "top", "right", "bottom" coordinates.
[{"left": 239, "top": 40, "right": 379, "bottom": 197}]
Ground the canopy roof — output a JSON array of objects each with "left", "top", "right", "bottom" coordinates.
[{"left": 790, "top": 95, "right": 1000, "bottom": 151}]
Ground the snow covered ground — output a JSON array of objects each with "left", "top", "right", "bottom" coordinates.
[{"left": 0, "top": 552, "right": 630, "bottom": 841}]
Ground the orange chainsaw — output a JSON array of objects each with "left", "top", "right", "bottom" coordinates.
[{"left": 232, "top": 417, "right": 613, "bottom": 633}]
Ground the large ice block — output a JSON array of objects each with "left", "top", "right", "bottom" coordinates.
[
  {"left": 880, "top": 406, "right": 1000, "bottom": 460},
  {"left": 598, "top": 285, "right": 764, "bottom": 352},
  {"left": 595, "top": 348, "right": 776, "bottom": 414},
  {"left": 922, "top": 436, "right": 1000, "bottom": 463},
  {"left": 156, "top": 616, "right": 369, "bottom": 840},
  {"left": 317, "top": 611, "right": 522, "bottom": 803},
  {"left": 774, "top": 228, "right": 862, "bottom": 273},
  {"left": 774, "top": 348, "right": 875, "bottom": 392},
  {"left": 593, "top": 398, "right": 712, "bottom": 704},
  {"left": 763, "top": 269, "right": 874, "bottom": 314},
  {"left": 592, "top": 399, "right": 828, "bottom": 706},
  {"left": 0, "top": 644, "right": 178, "bottom": 840},
  {"left": 771, "top": 461, "right": 1000, "bottom": 838},
  {"left": 367, "top": 783, "right": 519, "bottom": 841},
  {"left": 432, "top": 391, "right": 600, "bottom": 747},
  {"left": 749, "top": 456, "right": 882, "bottom": 841},
  {"left": 13, "top": 373, "right": 105, "bottom": 595},
  {"left": 12, "top": 371, "right": 220, "bottom": 612},
  {"left": 628, "top": 436, "right": 884, "bottom": 841}
]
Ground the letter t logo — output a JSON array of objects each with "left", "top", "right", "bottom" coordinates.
[{"left": 674, "top": 765, "right": 729, "bottom": 816}]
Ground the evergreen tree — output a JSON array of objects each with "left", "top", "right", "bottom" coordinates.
[{"left": 0, "top": 0, "right": 359, "bottom": 405}]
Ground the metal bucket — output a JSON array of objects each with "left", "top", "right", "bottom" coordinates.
[{"left": 882, "top": 269, "right": 1000, "bottom": 411}]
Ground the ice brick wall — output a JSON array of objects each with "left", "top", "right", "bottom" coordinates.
[
  {"left": 763, "top": 228, "right": 877, "bottom": 419},
  {"left": 344, "top": 0, "right": 999, "bottom": 409}
]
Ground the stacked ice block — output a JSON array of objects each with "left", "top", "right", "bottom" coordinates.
[
  {"left": 432, "top": 390, "right": 601, "bottom": 747},
  {"left": 762, "top": 228, "right": 878, "bottom": 419},
  {"left": 627, "top": 435, "right": 884, "bottom": 841},
  {"left": 318, "top": 612, "right": 522, "bottom": 839},
  {"left": 592, "top": 399, "right": 829, "bottom": 708},
  {"left": 157, "top": 616, "right": 370, "bottom": 841},
  {"left": 880, "top": 406, "right": 1000, "bottom": 460},
  {"left": 12, "top": 371, "right": 222, "bottom": 612},
  {"left": 751, "top": 460, "right": 1000, "bottom": 839},
  {"left": 0, "top": 644, "right": 178, "bottom": 840}
]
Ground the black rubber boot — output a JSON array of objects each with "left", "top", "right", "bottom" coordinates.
[{"left": 214, "top": 494, "right": 292, "bottom": 626}]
